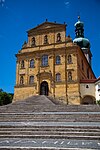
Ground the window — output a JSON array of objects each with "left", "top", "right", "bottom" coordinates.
[
  {"left": 87, "top": 68, "right": 89, "bottom": 79},
  {"left": 29, "top": 76, "right": 34, "bottom": 84},
  {"left": 31, "top": 37, "right": 35, "bottom": 46},
  {"left": 68, "top": 55, "right": 72, "bottom": 64},
  {"left": 44, "top": 35, "right": 48, "bottom": 44},
  {"left": 56, "top": 73, "right": 61, "bottom": 82},
  {"left": 41, "top": 55, "right": 48, "bottom": 67},
  {"left": 21, "top": 60, "right": 24, "bottom": 69},
  {"left": 82, "top": 59, "right": 84, "bottom": 71},
  {"left": 68, "top": 71, "right": 72, "bottom": 81},
  {"left": 57, "top": 33, "right": 61, "bottom": 42},
  {"left": 98, "top": 84, "right": 100, "bottom": 91},
  {"left": 20, "top": 76, "right": 24, "bottom": 85},
  {"left": 56, "top": 55, "right": 61, "bottom": 64},
  {"left": 30, "top": 59, "right": 34, "bottom": 68}
]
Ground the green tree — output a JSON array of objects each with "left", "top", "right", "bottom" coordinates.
[{"left": 0, "top": 90, "right": 13, "bottom": 106}]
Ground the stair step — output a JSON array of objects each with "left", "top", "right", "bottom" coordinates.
[
  {"left": 0, "top": 127, "right": 100, "bottom": 132},
  {"left": 0, "top": 134, "right": 99, "bottom": 140},
  {"left": 0, "top": 131, "right": 100, "bottom": 136}
]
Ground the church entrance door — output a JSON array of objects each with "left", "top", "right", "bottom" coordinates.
[{"left": 40, "top": 81, "right": 49, "bottom": 96}]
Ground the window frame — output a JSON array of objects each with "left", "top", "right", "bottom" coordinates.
[
  {"left": 29, "top": 76, "right": 34, "bottom": 84},
  {"left": 56, "top": 73, "right": 61, "bottom": 82},
  {"left": 30, "top": 59, "right": 35, "bottom": 68},
  {"left": 41, "top": 55, "right": 48, "bottom": 67},
  {"left": 56, "top": 55, "right": 61, "bottom": 65}
]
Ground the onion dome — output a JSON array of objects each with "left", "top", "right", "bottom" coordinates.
[{"left": 73, "top": 16, "right": 90, "bottom": 48}]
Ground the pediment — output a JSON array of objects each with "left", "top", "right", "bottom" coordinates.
[
  {"left": 27, "top": 21, "right": 66, "bottom": 33},
  {"left": 36, "top": 71, "right": 52, "bottom": 79}
]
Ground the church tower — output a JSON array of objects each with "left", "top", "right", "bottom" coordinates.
[{"left": 73, "top": 16, "right": 92, "bottom": 66}]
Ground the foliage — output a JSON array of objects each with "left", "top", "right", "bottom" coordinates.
[
  {"left": 0, "top": 90, "right": 13, "bottom": 106},
  {"left": 97, "top": 100, "right": 100, "bottom": 105}
]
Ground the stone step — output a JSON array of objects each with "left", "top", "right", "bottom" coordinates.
[
  {"left": 0, "top": 113, "right": 100, "bottom": 122},
  {"left": 0, "top": 127, "right": 100, "bottom": 132},
  {"left": 0, "top": 134, "right": 99, "bottom": 140},
  {"left": 0, "top": 130, "right": 100, "bottom": 136},
  {"left": 0, "top": 147, "right": 95, "bottom": 150}
]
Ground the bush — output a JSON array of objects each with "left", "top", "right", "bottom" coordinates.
[
  {"left": 0, "top": 91, "right": 13, "bottom": 106},
  {"left": 97, "top": 100, "right": 100, "bottom": 105}
]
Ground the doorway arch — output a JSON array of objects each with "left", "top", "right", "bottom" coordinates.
[
  {"left": 82, "top": 95, "right": 96, "bottom": 104},
  {"left": 40, "top": 81, "right": 49, "bottom": 96}
]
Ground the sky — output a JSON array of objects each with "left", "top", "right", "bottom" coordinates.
[{"left": 0, "top": 0, "right": 100, "bottom": 93}]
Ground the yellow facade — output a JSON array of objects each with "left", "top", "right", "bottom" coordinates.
[{"left": 14, "top": 21, "right": 96, "bottom": 104}]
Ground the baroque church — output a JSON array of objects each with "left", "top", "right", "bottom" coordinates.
[{"left": 14, "top": 17, "right": 97, "bottom": 105}]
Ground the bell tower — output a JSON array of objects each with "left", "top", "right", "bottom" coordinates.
[{"left": 73, "top": 16, "right": 92, "bottom": 66}]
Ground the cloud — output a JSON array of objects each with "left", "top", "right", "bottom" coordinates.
[
  {"left": 65, "top": 1, "right": 70, "bottom": 8},
  {"left": 0, "top": 0, "right": 5, "bottom": 7},
  {"left": 65, "top": 1, "right": 69, "bottom": 5}
]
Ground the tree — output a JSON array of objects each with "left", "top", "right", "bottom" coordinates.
[{"left": 0, "top": 90, "right": 13, "bottom": 106}]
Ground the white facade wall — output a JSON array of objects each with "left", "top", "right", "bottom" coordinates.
[
  {"left": 95, "top": 81, "right": 100, "bottom": 101},
  {"left": 80, "top": 83, "right": 95, "bottom": 98}
]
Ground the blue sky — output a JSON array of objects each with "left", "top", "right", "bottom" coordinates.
[{"left": 0, "top": 0, "right": 100, "bottom": 93}]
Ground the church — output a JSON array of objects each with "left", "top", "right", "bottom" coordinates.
[{"left": 14, "top": 17, "right": 96, "bottom": 105}]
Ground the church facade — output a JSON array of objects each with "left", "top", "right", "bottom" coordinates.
[{"left": 14, "top": 18, "right": 96, "bottom": 105}]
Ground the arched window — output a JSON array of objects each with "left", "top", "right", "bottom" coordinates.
[
  {"left": 20, "top": 76, "right": 24, "bottom": 85},
  {"left": 31, "top": 37, "right": 35, "bottom": 46},
  {"left": 29, "top": 76, "right": 34, "bottom": 84},
  {"left": 68, "top": 55, "right": 72, "bottom": 64},
  {"left": 42, "top": 55, "right": 48, "bottom": 66},
  {"left": 21, "top": 60, "right": 24, "bottom": 69},
  {"left": 68, "top": 71, "right": 72, "bottom": 81},
  {"left": 56, "top": 55, "right": 61, "bottom": 65},
  {"left": 57, "top": 33, "right": 61, "bottom": 42},
  {"left": 44, "top": 35, "right": 48, "bottom": 44},
  {"left": 56, "top": 73, "right": 61, "bottom": 82},
  {"left": 30, "top": 59, "right": 34, "bottom": 68}
]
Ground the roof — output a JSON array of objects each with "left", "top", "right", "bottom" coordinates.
[
  {"left": 27, "top": 21, "right": 67, "bottom": 34},
  {"left": 80, "top": 77, "right": 100, "bottom": 84},
  {"left": 80, "top": 79, "right": 96, "bottom": 83}
]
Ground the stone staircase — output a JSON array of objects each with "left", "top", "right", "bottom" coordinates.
[{"left": 0, "top": 95, "right": 100, "bottom": 150}]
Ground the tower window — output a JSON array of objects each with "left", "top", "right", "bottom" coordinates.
[
  {"left": 44, "top": 35, "right": 48, "bottom": 44},
  {"left": 56, "top": 73, "right": 61, "bottom": 82},
  {"left": 29, "top": 76, "right": 34, "bottom": 84},
  {"left": 30, "top": 59, "right": 35, "bottom": 68},
  {"left": 68, "top": 71, "right": 72, "bottom": 81},
  {"left": 57, "top": 33, "right": 61, "bottom": 42},
  {"left": 68, "top": 55, "right": 72, "bottom": 64},
  {"left": 41, "top": 55, "right": 48, "bottom": 66},
  {"left": 87, "top": 68, "right": 89, "bottom": 79},
  {"left": 21, "top": 60, "right": 25, "bottom": 69},
  {"left": 82, "top": 59, "right": 84, "bottom": 71},
  {"left": 31, "top": 37, "right": 35, "bottom": 46},
  {"left": 20, "top": 76, "right": 24, "bottom": 85},
  {"left": 56, "top": 55, "right": 61, "bottom": 64}
]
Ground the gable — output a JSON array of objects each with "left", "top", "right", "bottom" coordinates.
[{"left": 27, "top": 21, "right": 66, "bottom": 34}]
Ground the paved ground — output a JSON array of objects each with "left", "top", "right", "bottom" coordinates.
[{"left": 0, "top": 138, "right": 100, "bottom": 149}]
